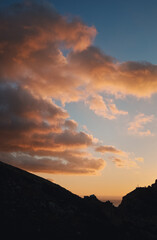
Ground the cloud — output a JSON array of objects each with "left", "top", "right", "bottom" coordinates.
[
  {"left": 135, "top": 157, "right": 144, "bottom": 162},
  {"left": 0, "top": 83, "right": 105, "bottom": 174},
  {"left": 0, "top": 83, "right": 68, "bottom": 121},
  {"left": 54, "top": 130, "right": 93, "bottom": 147},
  {"left": 69, "top": 48, "right": 157, "bottom": 98},
  {"left": 87, "top": 95, "right": 128, "bottom": 119},
  {"left": 0, "top": 84, "right": 95, "bottom": 152},
  {"left": 0, "top": 1, "right": 153, "bottom": 175},
  {"left": 128, "top": 113, "right": 154, "bottom": 136},
  {"left": 95, "top": 145, "right": 126, "bottom": 156},
  {"left": 0, "top": 83, "right": 68, "bottom": 147},
  {"left": 64, "top": 119, "right": 78, "bottom": 131},
  {"left": 0, "top": 1, "right": 96, "bottom": 104},
  {"left": 1, "top": 1, "right": 157, "bottom": 108},
  {"left": 112, "top": 157, "right": 138, "bottom": 168},
  {"left": 107, "top": 99, "right": 128, "bottom": 116},
  {"left": 2, "top": 1, "right": 157, "bottom": 110},
  {"left": 87, "top": 95, "right": 114, "bottom": 120},
  {"left": 0, "top": 151, "right": 105, "bottom": 175},
  {"left": 96, "top": 145, "right": 143, "bottom": 168},
  {"left": 1, "top": 1, "right": 157, "bottom": 105}
]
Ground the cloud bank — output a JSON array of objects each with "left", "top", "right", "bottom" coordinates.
[
  {"left": 0, "top": 0, "right": 150, "bottom": 173},
  {"left": 1, "top": 1, "right": 157, "bottom": 105},
  {"left": 0, "top": 83, "right": 105, "bottom": 174}
]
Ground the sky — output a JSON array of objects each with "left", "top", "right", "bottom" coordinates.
[{"left": 0, "top": 0, "right": 157, "bottom": 201}]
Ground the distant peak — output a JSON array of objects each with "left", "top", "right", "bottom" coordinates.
[
  {"left": 151, "top": 179, "right": 157, "bottom": 188},
  {"left": 84, "top": 194, "right": 99, "bottom": 201}
]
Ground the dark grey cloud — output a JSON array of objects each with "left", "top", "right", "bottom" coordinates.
[{"left": 0, "top": 151, "right": 105, "bottom": 175}]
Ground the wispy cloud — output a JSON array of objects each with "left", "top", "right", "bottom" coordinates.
[
  {"left": 128, "top": 113, "right": 154, "bottom": 136},
  {"left": 96, "top": 145, "right": 143, "bottom": 169},
  {"left": 112, "top": 157, "right": 138, "bottom": 168},
  {"left": 135, "top": 157, "right": 144, "bottom": 162},
  {"left": 95, "top": 145, "right": 127, "bottom": 156}
]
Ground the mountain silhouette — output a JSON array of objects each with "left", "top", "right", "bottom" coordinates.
[{"left": 0, "top": 161, "right": 157, "bottom": 239}]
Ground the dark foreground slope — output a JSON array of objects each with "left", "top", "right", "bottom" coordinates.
[
  {"left": 0, "top": 161, "right": 119, "bottom": 239},
  {"left": 0, "top": 161, "right": 157, "bottom": 240}
]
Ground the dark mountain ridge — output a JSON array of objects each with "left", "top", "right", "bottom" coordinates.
[
  {"left": 0, "top": 161, "right": 157, "bottom": 239},
  {"left": 119, "top": 180, "right": 157, "bottom": 216}
]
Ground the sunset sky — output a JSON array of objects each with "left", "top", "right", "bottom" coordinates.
[{"left": 1, "top": 0, "right": 157, "bottom": 200}]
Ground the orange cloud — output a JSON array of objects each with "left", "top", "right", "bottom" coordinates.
[
  {"left": 0, "top": 74, "right": 101, "bottom": 169},
  {"left": 64, "top": 119, "right": 78, "bottom": 131},
  {"left": 95, "top": 145, "right": 126, "bottom": 156},
  {"left": 112, "top": 157, "right": 138, "bottom": 168},
  {"left": 0, "top": 83, "right": 105, "bottom": 174},
  {"left": 96, "top": 145, "right": 143, "bottom": 169},
  {"left": 87, "top": 95, "right": 112, "bottom": 119},
  {"left": 0, "top": 1, "right": 96, "bottom": 104},
  {"left": 54, "top": 130, "right": 93, "bottom": 147},
  {"left": 0, "top": 151, "right": 105, "bottom": 175},
  {"left": 135, "top": 157, "right": 144, "bottom": 162},
  {"left": 1, "top": 2, "right": 157, "bottom": 106},
  {"left": 87, "top": 95, "right": 128, "bottom": 119},
  {"left": 108, "top": 99, "right": 128, "bottom": 116},
  {"left": 0, "top": 1, "right": 153, "bottom": 175},
  {"left": 128, "top": 113, "right": 154, "bottom": 136},
  {"left": 1, "top": 1, "right": 157, "bottom": 107},
  {"left": 68, "top": 47, "right": 157, "bottom": 99}
]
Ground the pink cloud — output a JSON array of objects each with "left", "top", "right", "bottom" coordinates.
[
  {"left": 87, "top": 95, "right": 128, "bottom": 119},
  {"left": 128, "top": 113, "right": 154, "bottom": 136}
]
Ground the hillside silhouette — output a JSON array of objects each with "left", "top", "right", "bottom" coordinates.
[{"left": 0, "top": 161, "right": 157, "bottom": 239}]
